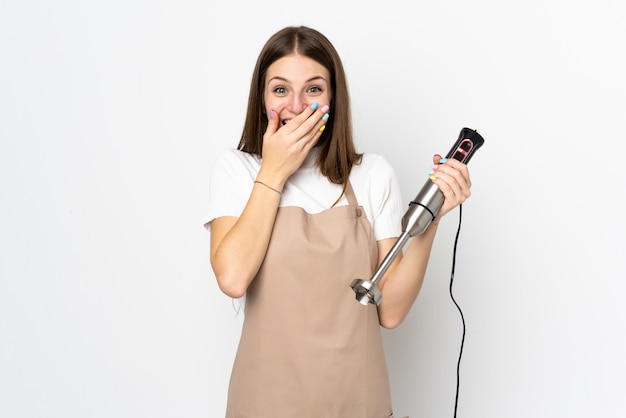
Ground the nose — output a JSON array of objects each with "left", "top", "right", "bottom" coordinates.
[{"left": 286, "top": 93, "right": 308, "bottom": 114}]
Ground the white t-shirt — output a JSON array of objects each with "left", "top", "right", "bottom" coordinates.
[{"left": 204, "top": 147, "right": 404, "bottom": 241}]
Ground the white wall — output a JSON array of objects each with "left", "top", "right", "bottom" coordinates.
[{"left": 1, "top": 1, "right": 624, "bottom": 417}]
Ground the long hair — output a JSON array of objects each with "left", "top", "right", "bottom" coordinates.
[{"left": 237, "top": 26, "right": 362, "bottom": 187}]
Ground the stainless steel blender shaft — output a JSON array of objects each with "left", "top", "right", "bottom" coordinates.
[{"left": 350, "top": 179, "right": 443, "bottom": 305}]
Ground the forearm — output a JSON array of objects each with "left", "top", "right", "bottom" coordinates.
[
  {"left": 377, "top": 221, "right": 439, "bottom": 328},
  {"left": 210, "top": 183, "right": 282, "bottom": 298}
]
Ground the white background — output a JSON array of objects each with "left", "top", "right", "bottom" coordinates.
[{"left": 1, "top": 1, "right": 625, "bottom": 417}]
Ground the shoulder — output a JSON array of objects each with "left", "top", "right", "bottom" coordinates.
[
  {"left": 209, "top": 148, "right": 261, "bottom": 194},
  {"left": 350, "top": 152, "right": 401, "bottom": 205},
  {"left": 213, "top": 148, "right": 261, "bottom": 168},
  {"left": 211, "top": 148, "right": 261, "bottom": 178},
  {"left": 358, "top": 152, "right": 393, "bottom": 170},
  {"left": 352, "top": 152, "right": 396, "bottom": 184}
]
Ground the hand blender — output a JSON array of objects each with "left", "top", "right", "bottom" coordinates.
[{"left": 350, "top": 127, "right": 485, "bottom": 305}]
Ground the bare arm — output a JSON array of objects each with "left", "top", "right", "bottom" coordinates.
[
  {"left": 210, "top": 104, "right": 328, "bottom": 298},
  {"left": 210, "top": 187, "right": 282, "bottom": 298}
]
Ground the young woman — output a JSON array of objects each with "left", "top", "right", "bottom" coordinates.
[{"left": 205, "top": 25, "right": 472, "bottom": 418}]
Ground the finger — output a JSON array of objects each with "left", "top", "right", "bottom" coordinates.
[
  {"left": 432, "top": 171, "right": 459, "bottom": 200},
  {"left": 432, "top": 163, "right": 470, "bottom": 201},
  {"left": 452, "top": 163, "right": 472, "bottom": 191},
  {"left": 435, "top": 158, "right": 471, "bottom": 188},
  {"left": 302, "top": 122, "right": 326, "bottom": 152},
  {"left": 265, "top": 109, "right": 280, "bottom": 135},
  {"left": 280, "top": 102, "right": 321, "bottom": 134},
  {"left": 301, "top": 105, "right": 329, "bottom": 144},
  {"left": 289, "top": 103, "right": 329, "bottom": 140}
]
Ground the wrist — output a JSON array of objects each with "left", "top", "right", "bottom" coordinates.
[
  {"left": 254, "top": 179, "right": 283, "bottom": 196},
  {"left": 256, "top": 168, "right": 287, "bottom": 191}
]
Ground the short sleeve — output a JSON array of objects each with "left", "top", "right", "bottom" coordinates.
[
  {"left": 354, "top": 154, "right": 404, "bottom": 241},
  {"left": 203, "top": 149, "right": 258, "bottom": 228}
]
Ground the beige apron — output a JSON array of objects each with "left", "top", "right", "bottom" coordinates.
[{"left": 226, "top": 182, "right": 394, "bottom": 418}]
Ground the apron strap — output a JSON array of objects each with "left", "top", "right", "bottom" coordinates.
[{"left": 344, "top": 181, "right": 358, "bottom": 207}]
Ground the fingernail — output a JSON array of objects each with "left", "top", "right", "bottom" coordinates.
[
  {"left": 270, "top": 110, "right": 275, "bottom": 118},
  {"left": 427, "top": 169, "right": 434, "bottom": 175},
  {"left": 439, "top": 158, "right": 448, "bottom": 163},
  {"left": 321, "top": 105, "right": 329, "bottom": 113},
  {"left": 429, "top": 175, "right": 436, "bottom": 181},
  {"left": 322, "top": 113, "right": 329, "bottom": 121},
  {"left": 311, "top": 102, "right": 319, "bottom": 110},
  {"left": 319, "top": 125, "right": 326, "bottom": 132},
  {"left": 431, "top": 165, "right": 439, "bottom": 170}
]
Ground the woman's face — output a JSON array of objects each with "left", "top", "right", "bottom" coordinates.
[{"left": 263, "top": 53, "right": 331, "bottom": 126}]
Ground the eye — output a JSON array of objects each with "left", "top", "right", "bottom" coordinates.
[
  {"left": 272, "top": 86, "right": 287, "bottom": 95},
  {"left": 308, "top": 86, "right": 323, "bottom": 94}
]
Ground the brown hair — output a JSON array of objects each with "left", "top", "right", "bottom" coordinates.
[{"left": 237, "top": 26, "right": 362, "bottom": 187}]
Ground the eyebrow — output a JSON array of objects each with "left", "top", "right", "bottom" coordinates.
[{"left": 267, "top": 75, "right": 327, "bottom": 83}]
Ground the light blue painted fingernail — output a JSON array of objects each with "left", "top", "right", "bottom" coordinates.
[
  {"left": 439, "top": 158, "right": 448, "bottom": 163},
  {"left": 311, "top": 102, "right": 319, "bottom": 110},
  {"left": 427, "top": 169, "right": 434, "bottom": 175}
]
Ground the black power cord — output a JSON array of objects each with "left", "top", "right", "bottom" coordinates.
[{"left": 449, "top": 204, "right": 466, "bottom": 418}]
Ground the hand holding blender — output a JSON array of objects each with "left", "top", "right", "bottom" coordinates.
[{"left": 351, "top": 127, "right": 485, "bottom": 305}]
